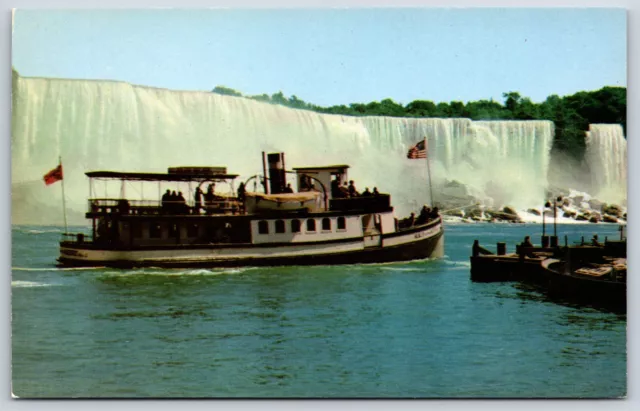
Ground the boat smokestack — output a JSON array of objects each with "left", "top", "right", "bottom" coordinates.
[{"left": 267, "top": 152, "right": 286, "bottom": 194}]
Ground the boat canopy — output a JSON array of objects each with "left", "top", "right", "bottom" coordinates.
[
  {"left": 292, "top": 165, "right": 350, "bottom": 172},
  {"left": 85, "top": 171, "right": 238, "bottom": 182}
]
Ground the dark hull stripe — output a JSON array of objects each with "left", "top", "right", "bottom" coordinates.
[
  {"left": 61, "top": 220, "right": 443, "bottom": 252},
  {"left": 58, "top": 230, "right": 444, "bottom": 269}
]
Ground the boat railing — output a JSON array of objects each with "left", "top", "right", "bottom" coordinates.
[
  {"left": 329, "top": 194, "right": 391, "bottom": 213},
  {"left": 87, "top": 198, "right": 242, "bottom": 216}
]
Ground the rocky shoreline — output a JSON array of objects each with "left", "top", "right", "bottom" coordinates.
[{"left": 438, "top": 184, "right": 626, "bottom": 224}]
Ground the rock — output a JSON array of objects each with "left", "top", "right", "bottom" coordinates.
[
  {"left": 502, "top": 206, "right": 517, "bottom": 215},
  {"left": 527, "top": 208, "right": 541, "bottom": 216},
  {"left": 575, "top": 214, "right": 590, "bottom": 221},
  {"left": 562, "top": 198, "right": 572, "bottom": 207},
  {"left": 543, "top": 210, "right": 554, "bottom": 217},
  {"left": 444, "top": 209, "right": 465, "bottom": 218},
  {"left": 602, "top": 215, "right": 618, "bottom": 223},
  {"left": 589, "top": 216, "right": 600, "bottom": 224},
  {"left": 487, "top": 211, "right": 522, "bottom": 222},
  {"left": 588, "top": 199, "right": 604, "bottom": 211},
  {"left": 563, "top": 210, "right": 577, "bottom": 218},
  {"left": 602, "top": 204, "right": 623, "bottom": 217},
  {"left": 622, "top": 213, "right": 627, "bottom": 220}
]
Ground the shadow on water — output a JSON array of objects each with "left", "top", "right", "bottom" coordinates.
[{"left": 490, "top": 281, "right": 627, "bottom": 317}]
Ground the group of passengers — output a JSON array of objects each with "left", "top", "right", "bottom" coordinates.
[
  {"left": 161, "top": 189, "right": 188, "bottom": 214},
  {"left": 398, "top": 205, "right": 440, "bottom": 229},
  {"left": 331, "top": 176, "right": 380, "bottom": 199},
  {"left": 194, "top": 183, "right": 223, "bottom": 214}
]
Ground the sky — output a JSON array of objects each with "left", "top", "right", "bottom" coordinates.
[{"left": 12, "top": 8, "right": 627, "bottom": 107}]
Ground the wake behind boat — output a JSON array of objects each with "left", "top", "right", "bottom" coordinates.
[{"left": 57, "top": 152, "right": 444, "bottom": 268}]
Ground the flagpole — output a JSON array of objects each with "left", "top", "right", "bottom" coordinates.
[
  {"left": 59, "top": 156, "right": 68, "bottom": 234},
  {"left": 424, "top": 137, "right": 435, "bottom": 207}
]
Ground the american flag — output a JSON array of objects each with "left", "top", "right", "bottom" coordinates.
[{"left": 407, "top": 139, "right": 427, "bottom": 159}]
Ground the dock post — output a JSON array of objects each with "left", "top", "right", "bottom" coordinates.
[
  {"left": 472, "top": 240, "right": 479, "bottom": 257},
  {"left": 497, "top": 242, "right": 506, "bottom": 256},
  {"left": 550, "top": 236, "right": 558, "bottom": 247},
  {"left": 541, "top": 235, "right": 550, "bottom": 248}
]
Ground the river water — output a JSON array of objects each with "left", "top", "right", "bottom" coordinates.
[{"left": 11, "top": 223, "right": 626, "bottom": 398}]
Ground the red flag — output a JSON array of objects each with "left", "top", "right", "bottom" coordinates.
[
  {"left": 407, "top": 139, "right": 427, "bottom": 159},
  {"left": 43, "top": 164, "right": 63, "bottom": 186}
]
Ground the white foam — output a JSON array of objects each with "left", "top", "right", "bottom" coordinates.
[{"left": 11, "top": 280, "right": 57, "bottom": 288}]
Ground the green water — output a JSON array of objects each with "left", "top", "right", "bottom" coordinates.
[{"left": 11, "top": 223, "right": 626, "bottom": 398}]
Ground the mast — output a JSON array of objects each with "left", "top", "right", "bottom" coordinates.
[
  {"left": 59, "top": 156, "right": 68, "bottom": 234},
  {"left": 425, "top": 137, "right": 435, "bottom": 207}
]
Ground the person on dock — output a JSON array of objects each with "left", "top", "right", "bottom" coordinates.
[{"left": 523, "top": 236, "right": 534, "bottom": 248}]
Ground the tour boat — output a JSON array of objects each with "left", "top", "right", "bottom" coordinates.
[{"left": 57, "top": 152, "right": 444, "bottom": 268}]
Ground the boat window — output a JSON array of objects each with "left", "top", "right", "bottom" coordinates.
[
  {"left": 337, "top": 217, "right": 346, "bottom": 230},
  {"left": 150, "top": 224, "right": 162, "bottom": 238},
  {"left": 132, "top": 223, "right": 143, "bottom": 238},
  {"left": 322, "top": 218, "right": 331, "bottom": 231},
  {"left": 275, "top": 220, "right": 286, "bottom": 234},
  {"left": 306, "top": 219, "right": 316, "bottom": 232},
  {"left": 291, "top": 219, "right": 301, "bottom": 233},
  {"left": 258, "top": 220, "right": 269, "bottom": 234},
  {"left": 187, "top": 223, "right": 199, "bottom": 238},
  {"left": 169, "top": 224, "right": 178, "bottom": 237}
]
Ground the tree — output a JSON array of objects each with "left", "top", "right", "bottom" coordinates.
[{"left": 211, "top": 86, "right": 243, "bottom": 97}]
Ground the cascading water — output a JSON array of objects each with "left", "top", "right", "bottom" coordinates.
[
  {"left": 584, "top": 124, "right": 627, "bottom": 205},
  {"left": 12, "top": 73, "right": 555, "bottom": 225}
]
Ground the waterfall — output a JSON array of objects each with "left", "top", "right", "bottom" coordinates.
[
  {"left": 12, "top": 74, "right": 555, "bottom": 225},
  {"left": 584, "top": 124, "right": 627, "bottom": 205}
]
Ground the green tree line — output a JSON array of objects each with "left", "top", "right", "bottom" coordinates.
[{"left": 212, "top": 85, "right": 626, "bottom": 160}]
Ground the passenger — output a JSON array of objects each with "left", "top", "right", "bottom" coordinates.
[
  {"left": 177, "top": 191, "right": 187, "bottom": 214},
  {"left": 283, "top": 183, "right": 294, "bottom": 193},
  {"left": 170, "top": 190, "right": 178, "bottom": 214},
  {"left": 237, "top": 182, "right": 246, "bottom": 201},
  {"left": 194, "top": 187, "right": 203, "bottom": 213},
  {"left": 373, "top": 187, "right": 380, "bottom": 196},
  {"left": 409, "top": 212, "right": 416, "bottom": 227},
  {"left": 118, "top": 199, "right": 130, "bottom": 215},
  {"left": 523, "top": 236, "right": 534, "bottom": 248},
  {"left": 161, "top": 189, "right": 171, "bottom": 213},
  {"left": 299, "top": 175, "right": 311, "bottom": 192},
  {"left": 331, "top": 178, "right": 342, "bottom": 198},
  {"left": 348, "top": 180, "right": 359, "bottom": 197},
  {"left": 430, "top": 207, "right": 440, "bottom": 219},
  {"left": 361, "top": 187, "right": 372, "bottom": 197},
  {"left": 417, "top": 205, "right": 430, "bottom": 224},
  {"left": 340, "top": 182, "right": 350, "bottom": 198},
  {"left": 204, "top": 185, "right": 215, "bottom": 214}
]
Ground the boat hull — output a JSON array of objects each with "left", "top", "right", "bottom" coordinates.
[
  {"left": 58, "top": 220, "right": 444, "bottom": 268},
  {"left": 541, "top": 259, "right": 626, "bottom": 313}
]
